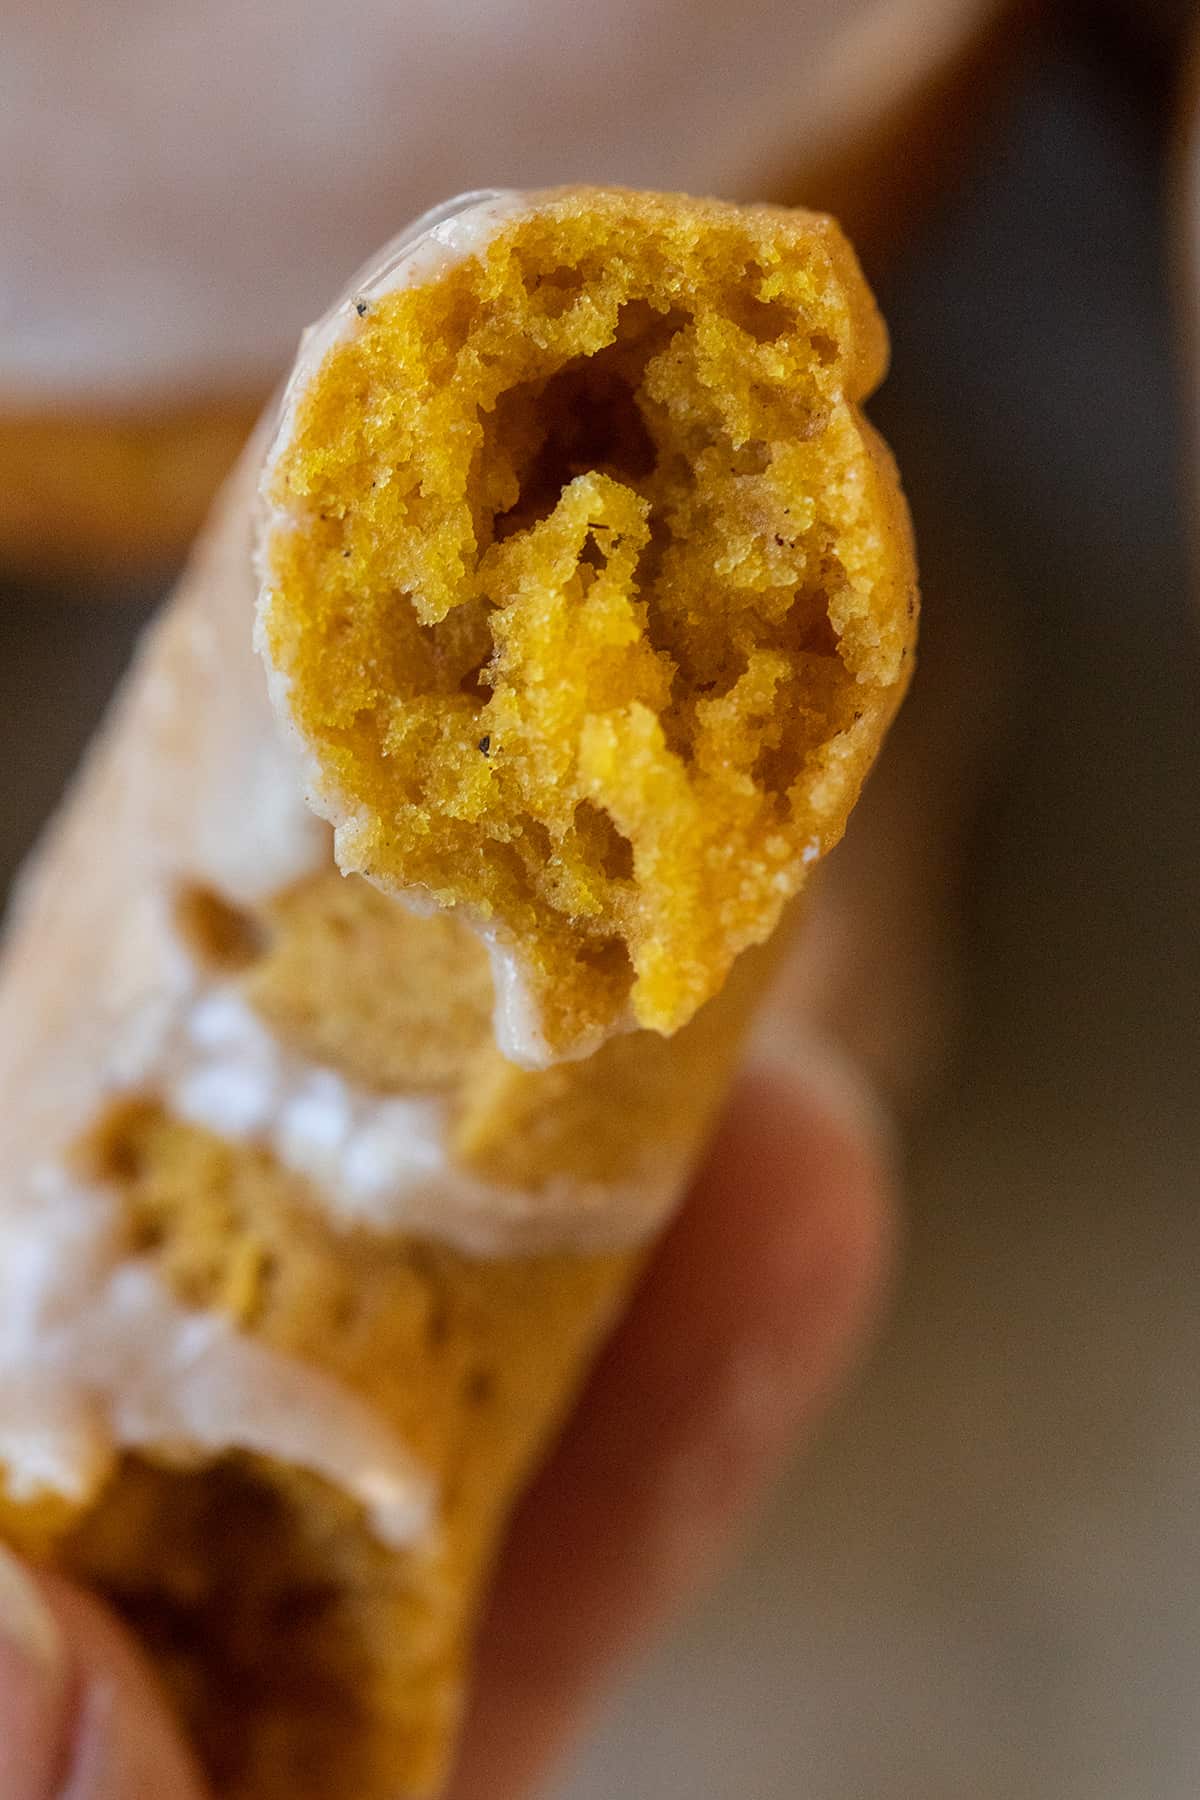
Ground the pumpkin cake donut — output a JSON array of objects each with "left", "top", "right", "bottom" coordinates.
[{"left": 0, "top": 187, "right": 917, "bottom": 1799}]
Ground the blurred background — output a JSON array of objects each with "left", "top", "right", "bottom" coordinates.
[
  {"left": 3, "top": 1, "right": 1200, "bottom": 1796},
  {"left": 559, "top": 17, "right": 1200, "bottom": 1798}
]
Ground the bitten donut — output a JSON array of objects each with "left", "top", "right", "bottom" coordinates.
[{"left": 0, "top": 188, "right": 916, "bottom": 1799}]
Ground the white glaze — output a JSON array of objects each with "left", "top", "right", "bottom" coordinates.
[
  {"left": 0, "top": 436, "right": 428, "bottom": 1534},
  {"left": 0, "top": 889, "right": 673, "bottom": 1531},
  {"left": 0, "top": 853, "right": 440, "bottom": 1542},
  {"left": 0, "top": 1166, "right": 433, "bottom": 1545},
  {"left": 162, "top": 983, "right": 679, "bottom": 1254}
]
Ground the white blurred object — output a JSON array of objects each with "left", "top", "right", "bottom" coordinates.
[{"left": 1, "top": 0, "right": 1008, "bottom": 405}]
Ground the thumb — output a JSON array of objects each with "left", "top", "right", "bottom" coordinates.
[
  {"left": 0, "top": 1547, "right": 209, "bottom": 1799},
  {"left": 448, "top": 1043, "right": 897, "bottom": 1799}
]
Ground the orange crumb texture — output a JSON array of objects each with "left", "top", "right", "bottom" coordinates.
[{"left": 264, "top": 186, "right": 918, "bottom": 1060}]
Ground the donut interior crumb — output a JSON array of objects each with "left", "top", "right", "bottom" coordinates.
[{"left": 264, "top": 188, "right": 915, "bottom": 1058}]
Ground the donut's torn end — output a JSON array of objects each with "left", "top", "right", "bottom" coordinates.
[{"left": 262, "top": 187, "right": 916, "bottom": 1063}]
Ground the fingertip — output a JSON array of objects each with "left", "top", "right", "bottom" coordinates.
[
  {"left": 723, "top": 1041, "right": 901, "bottom": 1394},
  {"left": 631, "top": 1042, "right": 899, "bottom": 1539},
  {"left": 0, "top": 1555, "right": 210, "bottom": 1800},
  {"left": 0, "top": 1547, "right": 72, "bottom": 1800},
  {"left": 47, "top": 1576, "right": 211, "bottom": 1799},
  {"left": 449, "top": 1042, "right": 899, "bottom": 1800}
]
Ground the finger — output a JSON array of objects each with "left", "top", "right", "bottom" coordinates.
[
  {"left": 447, "top": 1047, "right": 897, "bottom": 1800},
  {"left": 0, "top": 1547, "right": 210, "bottom": 1800}
]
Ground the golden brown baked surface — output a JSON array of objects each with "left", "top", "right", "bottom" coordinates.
[{"left": 263, "top": 188, "right": 916, "bottom": 1060}]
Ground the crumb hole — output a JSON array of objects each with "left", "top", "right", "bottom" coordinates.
[
  {"left": 579, "top": 532, "right": 608, "bottom": 572},
  {"left": 753, "top": 734, "right": 808, "bottom": 807},
  {"left": 775, "top": 586, "right": 841, "bottom": 660},
  {"left": 525, "top": 263, "right": 588, "bottom": 318},
  {"left": 801, "top": 613, "right": 839, "bottom": 657},
  {"left": 426, "top": 594, "right": 495, "bottom": 697},
  {"left": 577, "top": 935, "right": 634, "bottom": 984},
  {"left": 465, "top": 1368, "right": 495, "bottom": 1406},
  {"left": 328, "top": 1290, "right": 359, "bottom": 1333},
  {"left": 175, "top": 886, "right": 268, "bottom": 974},
  {"left": 732, "top": 440, "right": 771, "bottom": 475},
  {"left": 268, "top": 1582, "right": 341, "bottom": 1636},
  {"left": 726, "top": 289, "right": 796, "bottom": 344},
  {"left": 519, "top": 818, "right": 555, "bottom": 867},
  {"left": 574, "top": 800, "right": 634, "bottom": 882},
  {"left": 490, "top": 337, "right": 659, "bottom": 541},
  {"left": 130, "top": 1217, "right": 165, "bottom": 1253},
  {"left": 76, "top": 1099, "right": 155, "bottom": 1186},
  {"left": 426, "top": 1296, "right": 450, "bottom": 1349}
]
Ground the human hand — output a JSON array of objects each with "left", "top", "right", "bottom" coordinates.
[{"left": 446, "top": 1051, "right": 895, "bottom": 1797}]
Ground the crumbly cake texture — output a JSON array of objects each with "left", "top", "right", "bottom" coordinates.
[
  {"left": 262, "top": 187, "right": 916, "bottom": 1063},
  {"left": 0, "top": 189, "right": 916, "bottom": 1800}
]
